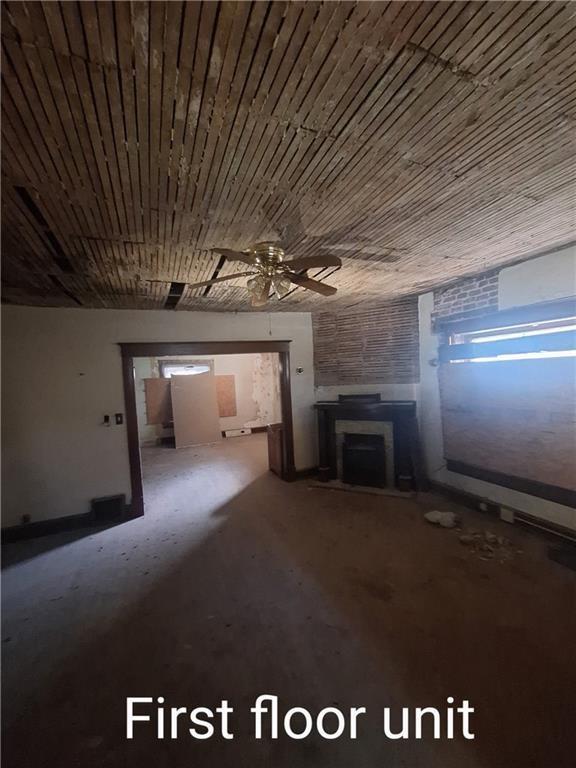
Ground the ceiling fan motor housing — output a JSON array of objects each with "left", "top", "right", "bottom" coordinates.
[{"left": 250, "top": 242, "right": 285, "bottom": 266}]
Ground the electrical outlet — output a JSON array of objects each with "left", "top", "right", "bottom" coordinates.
[{"left": 115, "top": 413, "right": 123, "bottom": 425}]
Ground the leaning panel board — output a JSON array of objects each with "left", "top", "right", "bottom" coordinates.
[{"left": 171, "top": 371, "right": 222, "bottom": 448}]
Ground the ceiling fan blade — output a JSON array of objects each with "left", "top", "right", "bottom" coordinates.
[
  {"left": 288, "top": 273, "right": 337, "bottom": 296},
  {"left": 210, "top": 247, "right": 255, "bottom": 265},
  {"left": 250, "top": 278, "right": 272, "bottom": 307},
  {"left": 187, "top": 271, "right": 255, "bottom": 290},
  {"left": 282, "top": 254, "right": 342, "bottom": 270}
]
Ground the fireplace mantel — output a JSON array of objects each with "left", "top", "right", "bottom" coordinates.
[{"left": 313, "top": 396, "right": 418, "bottom": 486}]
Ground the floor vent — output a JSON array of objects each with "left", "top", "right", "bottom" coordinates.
[{"left": 91, "top": 494, "right": 126, "bottom": 522}]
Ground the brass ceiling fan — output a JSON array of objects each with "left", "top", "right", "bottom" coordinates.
[{"left": 186, "top": 242, "right": 341, "bottom": 307}]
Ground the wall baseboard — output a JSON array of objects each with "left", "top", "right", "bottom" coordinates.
[
  {"left": 2, "top": 506, "right": 137, "bottom": 543},
  {"left": 429, "top": 480, "right": 576, "bottom": 543},
  {"left": 446, "top": 459, "right": 576, "bottom": 508}
]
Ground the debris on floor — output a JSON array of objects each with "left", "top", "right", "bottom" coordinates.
[
  {"left": 458, "top": 530, "right": 516, "bottom": 562},
  {"left": 424, "top": 510, "right": 459, "bottom": 528},
  {"left": 423, "top": 508, "right": 521, "bottom": 563}
]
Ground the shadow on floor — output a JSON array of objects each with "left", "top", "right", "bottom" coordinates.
[
  {"left": 2, "top": 465, "right": 576, "bottom": 768},
  {"left": 2, "top": 519, "right": 133, "bottom": 569}
]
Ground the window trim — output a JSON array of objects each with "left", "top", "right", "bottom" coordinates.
[
  {"left": 434, "top": 296, "right": 576, "bottom": 336},
  {"left": 438, "top": 298, "right": 576, "bottom": 363}
]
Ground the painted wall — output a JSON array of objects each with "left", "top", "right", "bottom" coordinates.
[
  {"left": 189, "top": 353, "right": 281, "bottom": 431},
  {"left": 1, "top": 307, "right": 314, "bottom": 527},
  {"left": 419, "top": 247, "right": 576, "bottom": 532},
  {"left": 135, "top": 353, "right": 281, "bottom": 444},
  {"left": 498, "top": 244, "right": 576, "bottom": 309},
  {"left": 134, "top": 357, "right": 158, "bottom": 445}
]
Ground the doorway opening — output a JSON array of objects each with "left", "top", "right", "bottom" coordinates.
[{"left": 120, "top": 342, "right": 295, "bottom": 518}]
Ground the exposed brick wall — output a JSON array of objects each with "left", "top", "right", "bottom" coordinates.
[
  {"left": 313, "top": 298, "right": 419, "bottom": 386},
  {"left": 433, "top": 271, "right": 499, "bottom": 323}
]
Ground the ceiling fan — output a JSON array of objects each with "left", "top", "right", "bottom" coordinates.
[{"left": 186, "top": 242, "right": 341, "bottom": 307}]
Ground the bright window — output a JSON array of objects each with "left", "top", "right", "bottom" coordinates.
[
  {"left": 441, "top": 308, "right": 576, "bottom": 364},
  {"left": 161, "top": 363, "right": 211, "bottom": 378}
]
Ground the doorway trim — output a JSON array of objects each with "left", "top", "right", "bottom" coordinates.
[{"left": 119, "top": 341, "right": 295, "bottom": 517}]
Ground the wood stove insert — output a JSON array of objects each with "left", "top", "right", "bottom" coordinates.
[{"left": 342, "top": 432, "right": 386, "bottom": 488}]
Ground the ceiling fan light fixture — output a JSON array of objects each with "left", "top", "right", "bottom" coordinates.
[
  {"left": 272, "top": 273, "right": 291, "bottom": 298},
  {"left": 247, "top": 274, "right": 267, "bottom": 292},
  {"left": 247, "top": 274, "right": 270, "bottom": 303}
]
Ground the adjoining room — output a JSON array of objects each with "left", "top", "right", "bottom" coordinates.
[{"left": 135, "top": 350, "right": 283, "bottom": 516}]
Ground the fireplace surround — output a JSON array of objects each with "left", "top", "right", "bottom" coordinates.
[{"left": 314, "top": 395, "right": 419, "bottom": 490}]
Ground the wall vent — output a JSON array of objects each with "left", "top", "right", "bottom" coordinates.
[{"left": 91, "top": 494, "right": 126, "bottom": 522}]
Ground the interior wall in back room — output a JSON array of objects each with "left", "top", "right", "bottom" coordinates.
[
  {"left": 134, "top": 357, "right": 159, "bottom": 445},
  {"left": 1, "top": 307, "right": 315, "bottom": 528},
  {"left": 190, "top": 352, "right": 282, "bottom": 430},
  {"left": 136, "top": 353, "right": 281, "bottom": 444},
  {"left": 312, "top": 297, "right": 420, "bottom": 402}
]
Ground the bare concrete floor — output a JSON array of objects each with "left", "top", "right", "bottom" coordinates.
[{"left": 2, "top": 433, "right": 575, "bottom": 767}]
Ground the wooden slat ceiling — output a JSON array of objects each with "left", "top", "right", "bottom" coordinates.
[{"left": 2, "top": 1, "right": 575, "bottom": 312}]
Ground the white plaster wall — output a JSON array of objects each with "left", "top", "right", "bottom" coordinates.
[
  {"left": 498, "top": 244, "right": 576, "bottom": 309},
  {"left": 1, "top": 307, "right": 315, "bottom": 527},
  {"left": 418, "top": 247, "right": 576, "bottom": 532}
]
